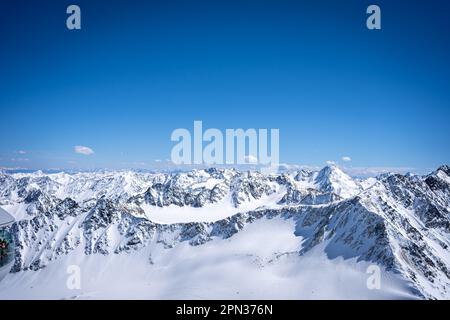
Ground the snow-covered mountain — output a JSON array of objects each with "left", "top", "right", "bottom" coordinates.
[{"left": 0, "top": 165, "right": 449, "bottom": 299}]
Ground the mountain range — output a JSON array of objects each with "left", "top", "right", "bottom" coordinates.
[{"left": 0, "top": 165, "right": 449, "bottom": 299}]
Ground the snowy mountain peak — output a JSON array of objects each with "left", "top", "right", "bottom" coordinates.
[
  {"left": 437, "top": 164, "right": 450, "bottom": 174},
  {"left": 313, "top": 165, "right": 361, "bottom": 199}
]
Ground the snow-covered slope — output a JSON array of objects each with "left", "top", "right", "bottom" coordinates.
[{"left": 0, "top": 165, "right": 449, "bottom": 299}]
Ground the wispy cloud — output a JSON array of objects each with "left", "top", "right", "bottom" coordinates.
[
  {"left": 74, "top": 146, "right": 95, "bottom": 155},
  {"left": 15, "top": 150, "right": 27, "bottom": 155},
  {"left": 11, "top": 158, "right": 29, "bottom": 162},
  {"left": 343, "top": 166, "right": 417, "bottom": 177},
  {"left": 244, "top": 155, "right": 258, "bottom": 164},
  {"left": 342, "top": 156, "right": 352, "bottom": 162},
  {"left": 273, "top": 162, "right": 421, "bottom": 178},
  {"left": 0, "top": 166, "right": 29, "bottom": 171},
  {"left": 278, "top": 163, "right": 321, "bottom": 171}
]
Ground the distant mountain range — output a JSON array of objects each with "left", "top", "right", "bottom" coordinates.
[{"left": 0, "top": 165, "right": 449, "bottom": 299}]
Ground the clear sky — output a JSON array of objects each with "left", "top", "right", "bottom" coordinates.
[{"left": 0, "top": 0, "right": 449, "bottom": 173}]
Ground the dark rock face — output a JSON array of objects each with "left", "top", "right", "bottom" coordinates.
[{"left": 50, "top": 198, "right": 79, "bottom": 219}]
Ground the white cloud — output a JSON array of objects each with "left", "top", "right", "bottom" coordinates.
[
  {"left": 344, "top": 166, "right": 416, "bottom": 177},
  {"left": 11, "top": 158, "right": 29, "bottom": 162},
  {"left": 74, "top": 146, "right": 94, "bottom": 155},
  {"left": 326, "top": 160, "right": 336, "bottom": 166},
  {"left": 244, "top": 155, "right": 258, "bottom": 164},
  {"left": 278, "top": 163, "right": 321, "bottom": 171},
  {"left": 342, "top": 156, "right": 352, "bottom": 162},
  {"left": 0, "top": 166, "right": 29, "bottom": 171},
  {"left": 16, "top": 150, "right": 27, "bottom": 155}
]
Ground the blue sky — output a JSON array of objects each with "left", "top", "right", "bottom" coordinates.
[{"left": 0, "top": 0, "right": 449, "bottom": 173}]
